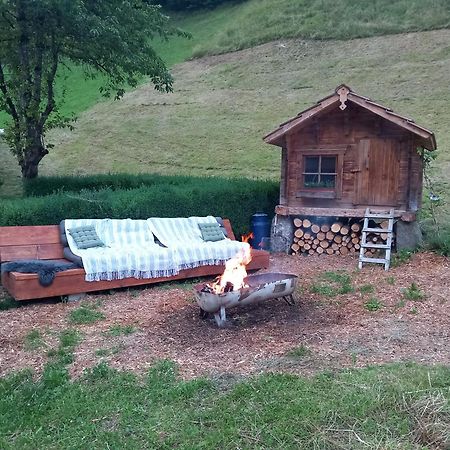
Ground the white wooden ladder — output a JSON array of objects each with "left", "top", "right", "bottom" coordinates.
[{"left": 358, "top": 208, "right": 394, "bottom": 271}]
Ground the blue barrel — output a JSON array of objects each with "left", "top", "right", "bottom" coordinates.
[{"left": 251, "top": 213, "right": 271, "bottom": 250}]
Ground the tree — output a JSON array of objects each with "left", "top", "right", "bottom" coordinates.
[{"left": 0, "top": 0, "right": 183, "bottom": 178}]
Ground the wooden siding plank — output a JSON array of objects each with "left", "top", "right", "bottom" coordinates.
[
  {"left": 0, "top": 225, "right": 61, "bottom": 246},
  {"left": 1, "top": 246, "right": 39, "bottom": 262}
]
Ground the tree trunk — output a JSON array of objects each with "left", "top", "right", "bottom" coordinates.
[{"left": 20, "top": 142, "right": 48, "bottom": 178}]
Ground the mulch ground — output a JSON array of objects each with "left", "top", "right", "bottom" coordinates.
[{"left": 1, "top": 251, "right": 449, "bottom": 380}]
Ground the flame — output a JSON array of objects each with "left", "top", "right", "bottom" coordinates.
[
  {"left": 241, "top": 232, "right": 254, "bottom": 243},
  {"left": 210, "top": 245, "right": 252, "bottom": 294}
]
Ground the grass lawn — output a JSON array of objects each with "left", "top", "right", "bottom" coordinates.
[{"left": 1, "top": 360, "right": 449, "bottom": 449}]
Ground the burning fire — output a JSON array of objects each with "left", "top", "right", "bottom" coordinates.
[
  {"left": 209, "top": 245, "right": 252, "bottom": 294},
  {"left": 241, "top": 232, "right": 253, "bottom": 243}
]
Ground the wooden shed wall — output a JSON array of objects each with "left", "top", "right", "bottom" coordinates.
[{"left": 282, "top": 103, "right": 423, "bottom": 212}]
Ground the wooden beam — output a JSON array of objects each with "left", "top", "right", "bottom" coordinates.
[
  {"left": 275, "top": 205, "right": 415, "bottom": 221},
  {"left": 2, "top": 249, "right": 269, "bottom": 301}
]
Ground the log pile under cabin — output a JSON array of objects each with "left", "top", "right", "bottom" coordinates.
[{"left": 290, "top": 217, "right": 392, "bottom": 256}]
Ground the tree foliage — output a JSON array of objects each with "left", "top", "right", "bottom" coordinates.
[{"left": 0, "top": 0, "right": 183, "bottom": 178}]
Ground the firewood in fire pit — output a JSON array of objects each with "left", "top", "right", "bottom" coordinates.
[{"left": 224, "top": 282, "right": 234, "bottom": 293}]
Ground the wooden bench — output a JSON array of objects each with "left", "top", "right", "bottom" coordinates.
[{"left": 0, "top": 220, "right": 270, "bottom": 301}]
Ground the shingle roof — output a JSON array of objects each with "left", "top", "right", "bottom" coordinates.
[{"left": 263, "top": 85, "right": 437, "bottom": 151}]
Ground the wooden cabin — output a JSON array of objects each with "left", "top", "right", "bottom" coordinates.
[{"left": 264, "top": 85, "right": 436, "bottom": 222}]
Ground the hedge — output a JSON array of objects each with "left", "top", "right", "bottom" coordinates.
[
  {"left": 23, "top": 173, "right": 205, "bottom": 197},
  {"left": 3, "top": 176, "right": 279, "bottom": 238}
]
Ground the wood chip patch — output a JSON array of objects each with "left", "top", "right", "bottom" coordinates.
[{"left": 1, "top": 252, "right": 449, "bottom": 379}]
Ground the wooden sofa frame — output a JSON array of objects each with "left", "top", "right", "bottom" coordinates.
[{"left": 0, "top": 220, "right": 270, "bottom": 301}]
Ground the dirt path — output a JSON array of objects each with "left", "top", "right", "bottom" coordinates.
[{"left": 1, "top": 252, "right": 449, "bottom": 379}]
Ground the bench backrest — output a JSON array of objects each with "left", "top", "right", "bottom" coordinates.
[
  {"left": 0, "top": 219, "right": 236, "bottom": 263},
  {"left": 0, "top": 225, "right": 64, "bottom": 263}
]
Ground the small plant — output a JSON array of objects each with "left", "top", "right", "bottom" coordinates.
[
  {"left": 69, "top": 305, "right": 105, "bottom": 324},
  {"left": 426, "top": 229, "right": 450, "bottom": 256},
  {"left": 0, "top": 296, "right": 20, "bottom": 311},
  {"left": 386, "top": 276, "right": 396, "bottom": 285},
  {"left": 310, "top": 271, "right": 354, "bottom": 297},
  {"left": 59, "top": 329, "right": 81, "bottom": 348},
  {"left": 24, "top": 329, "right": 44, "bottom": 351},
  {"left": 285, "top": 345, "right": 312, "bottom": 359},
  {"left": 359, "top": 284, "right": 375, "bottom": 294},
  {"left": 402, "top": 282, "right": 425, "bottom": 301},
  {"left": 46, "top": 329, "right": 81, "bottom": 369},
  {"left": 105, "top": 324, "right": 137, "bottom": 337},
  {"left": 310, "top": 283, "right": 335, "bottom": 297},
  {"left": 364, "top": 297, "right": 382, "bottom": 311},
  {"left": 394, "top": 299, "right": 405, "bottom": 309},
  {"left": 409, "top": 307, "right": 418, "bottom": 314},
  {"left": 391, "top": 249, "right": 414, "bottom": 268},
  {"left": 95, "top": 345, "right": 124, "bottom": 357}
]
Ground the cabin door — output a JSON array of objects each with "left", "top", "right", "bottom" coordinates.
[{"left": 356, "top": 138, "right": 399, "bottom": 206}]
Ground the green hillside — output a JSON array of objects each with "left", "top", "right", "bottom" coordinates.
[
  {"left": 176, "top": 0, "right": 450, "bottom": 57},
  {"left": 1, "top": 0, "right": 449, "bottom": 128},
  {"left": 37, "top": 30, "right": 449, "bottom": 208},
  {"left": 1, "top": 0, "right": 450, "bottom": 215}
]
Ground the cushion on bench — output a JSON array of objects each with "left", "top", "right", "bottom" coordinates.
[{"left": 198, "top": 222, "right": 225, "bottom": 242}]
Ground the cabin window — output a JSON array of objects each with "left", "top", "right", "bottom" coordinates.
[{"left": 303, "top": 156, "right": 337, "bottom": 189}]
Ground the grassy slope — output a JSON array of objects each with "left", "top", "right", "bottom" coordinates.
[
  {"left": 35, "top": 30, "right": 450, "bottom": 220},
  {"left": 1, "top": 361, "right": 449, "bottom": 448},
  {"left": 189, "top": 0, "right": 450, "bottom": 57},
  {"left": 1, "top": 0, "right": 450, "bottom": 197}
]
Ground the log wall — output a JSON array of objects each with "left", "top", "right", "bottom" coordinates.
[{"left": 282, "top": 103, "right": 423, "bottom": 214}]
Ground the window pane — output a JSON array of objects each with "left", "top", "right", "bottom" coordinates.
[
  {"left": 321, "top": 175, "right": 336, "bottom": 188},
  {"left": 305, "top": 156, "right": 319, "bottom": 173},
  {"left": 304, "top": 174, "right": 319, "bottom": 187},
  {"left": 321, "top": 156, "right": 336, "bottom": 173}
]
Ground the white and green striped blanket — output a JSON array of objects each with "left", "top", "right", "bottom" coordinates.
[
  {"left": 65, "top": 219, "right": 180, "bottom": 282},
  {"left": 147, "top": 216, "right": 250, "bottom": 270}
]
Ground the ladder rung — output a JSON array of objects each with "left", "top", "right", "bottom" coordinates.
[
  {"left": 359, "top": 257, "right": 388, "bottom": 264},
  {"left": 361, "top": 243, "right": 391, "bottom": 249},
  {"left": 364, "top": 213, "right": 393, "bottom": 219},
  {"left": 362, "top": 227, "right": 392, "bottom": 233}
]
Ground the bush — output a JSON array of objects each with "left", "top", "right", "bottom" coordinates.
[
  {"left": 2, "top": 175, "right": 279, "bottom": 238},
  {"left": 425, "top": 229, "right": 450, "bottom": 256}
]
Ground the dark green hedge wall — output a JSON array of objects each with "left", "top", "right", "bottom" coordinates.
[{"left": 6, "top": 175, "right": 279, "bottom": 238}]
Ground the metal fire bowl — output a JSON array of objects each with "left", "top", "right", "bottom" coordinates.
[{"left": 194, "top": 272, "right": 298, "bottom": 327}]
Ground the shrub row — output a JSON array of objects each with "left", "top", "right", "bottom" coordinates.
[
  {"left": 3, "top": 177, "right": 279, "bottom": 238},
  {"left": 23, "top": 173, "right": 211, "bottom": 197}
]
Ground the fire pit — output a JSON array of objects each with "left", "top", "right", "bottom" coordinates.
[{"left": 194, "top": 272, "right": 298, "bottom": 327}]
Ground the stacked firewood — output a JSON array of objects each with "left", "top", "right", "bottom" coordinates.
[{"left": 291, "top": 218, "right": 391, "bottom": 256}]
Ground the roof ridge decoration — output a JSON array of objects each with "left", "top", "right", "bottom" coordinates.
[{"left": 336, "top": 84, "right": 350, "bottom": 110}]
